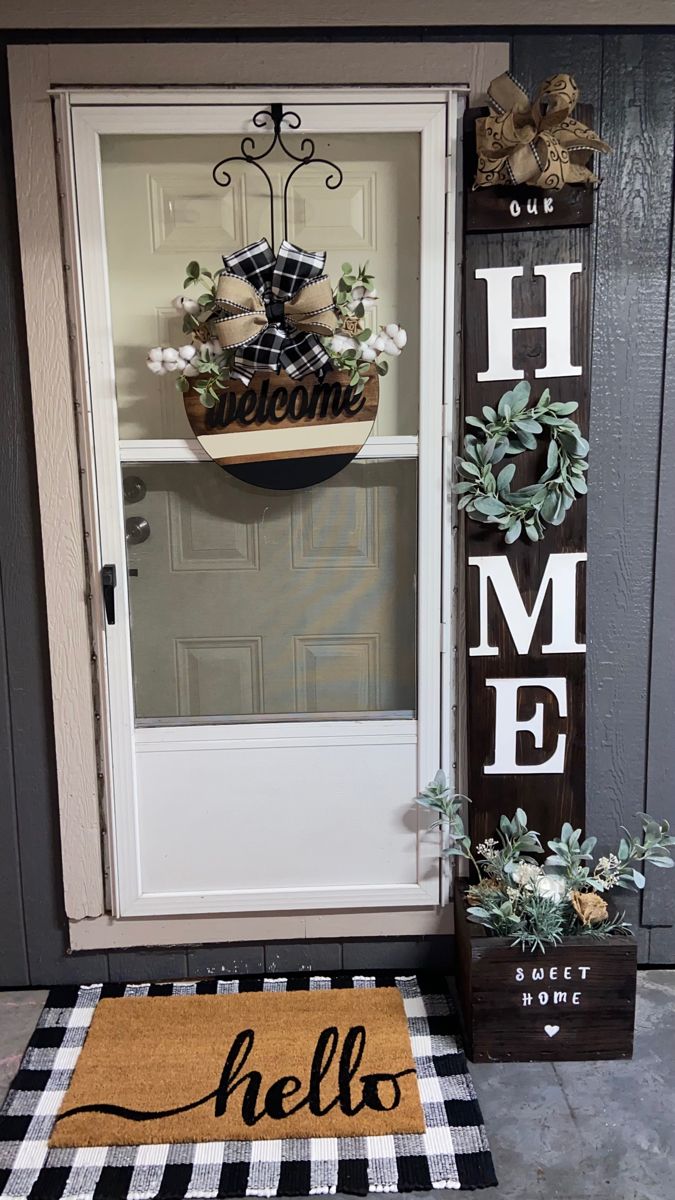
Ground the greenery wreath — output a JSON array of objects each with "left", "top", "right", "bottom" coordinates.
[{"left": 454, "top": 380, "right": 589, "bottom": 544}]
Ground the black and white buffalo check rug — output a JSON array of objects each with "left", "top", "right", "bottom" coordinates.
[{"left": 0, "top": 972, "right": 497, "bottom": 1197}]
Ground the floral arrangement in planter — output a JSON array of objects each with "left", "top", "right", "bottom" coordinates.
[
  {"left": 146, "top": 256, "right": 406, "bottom": 406},
  {"left": 417, "top": 771, "right": 675, "bottom": 953}
]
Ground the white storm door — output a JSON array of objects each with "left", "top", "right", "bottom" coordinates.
[{"left": 67, "top": 91, "right": 454, "bottom": 916}]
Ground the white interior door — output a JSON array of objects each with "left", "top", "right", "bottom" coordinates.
[{"left": 68, "top": 90, "right": 456, "bottom": 916}]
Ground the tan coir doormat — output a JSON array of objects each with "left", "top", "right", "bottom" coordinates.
[{"left": 50, "top": 987, "right": 425, "bottom": 1147}]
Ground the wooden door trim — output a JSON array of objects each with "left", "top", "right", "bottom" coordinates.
[
  {"left": 0, "top": 5, "right": 661, "bottom": 29},
  {"left": 8, "top": 41, "right": 508, "bottom": 939}
]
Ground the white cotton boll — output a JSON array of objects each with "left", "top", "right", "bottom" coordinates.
[
  {"left": 330, "top": 334, "right": 359, "bottom": 355},
  {"left": 172, "top": 294, "right": 201, "bottom": 315},
  {"left": 175, "top": 356, "right": 188, "bottom": 371},
  {"left": 372, "top": 335, "right": 386, "bottom": 352},
  {"left": 178, "top": 344, "right": 197, "bottom": 361},
  {"left": 183, "top": 363, "right": 199, "bottom": 377},
  {"left": 361, "top": 296, "right": 378, "bottom": 312},
  {"left": 351, "top": 285, "right": 366, "bottom": 301},
  {"left": 148, "top": 346, "right": 164, "bottom": 362},
  {"left": 360, "top": 345, "right": 377, "bottom": 363},
  {"left": 162, "top": 347, "right": 179, "bottom": 362},
  {"left": 163, "top": 359, "right": 179, "bottom": 372},
  {"left": 146, "top": 359, "right": 165, "bottom": 375},
  {"left": 393, "top": 327, "right": 407, "bottom": 349},
  {"left": 385, "top": 323, "right": 399, "bottom": 338},
  {"left": 382, "top": 336, "right": 401, "bottom": 356}
]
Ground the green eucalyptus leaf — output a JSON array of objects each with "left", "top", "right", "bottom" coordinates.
[
  {"left": 516, "top": 429, "right": 538, "bottom": 450},
  {"left": 496, "top": 463, "right": 516, "bottom": 492}
]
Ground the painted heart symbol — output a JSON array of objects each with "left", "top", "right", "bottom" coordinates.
[{"left": 544, "top": 1024, "right": 560, "bottom": 1038}]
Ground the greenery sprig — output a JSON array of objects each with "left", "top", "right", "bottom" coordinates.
[
  {"left": 326, "top": 261, "right": 391, "bottom": 396},
  {"left": 454, "top": 380, "right": 589, "bottom": 544},
  {"left": 333, "top": 261, "right": 375, "bottom": 320},
  {"left": 547, "top": 817, "right": 675, "bottom": 893}
]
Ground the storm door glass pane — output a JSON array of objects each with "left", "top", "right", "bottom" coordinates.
[
  {"left": 100, "top": 130, "right": 421, "bottom": 438},
  {"left": 124, "top": 460, "right": 417, "bottom": 722}
]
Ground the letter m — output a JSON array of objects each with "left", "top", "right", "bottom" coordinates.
[{"left": 469, "top": 552, "right": 586, "bottom": 657}]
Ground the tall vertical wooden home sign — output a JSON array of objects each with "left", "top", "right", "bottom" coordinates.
[{"left": 462, "top": 128, "right": 592, "bottom": 847}]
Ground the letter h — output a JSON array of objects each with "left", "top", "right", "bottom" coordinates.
[{"left": 475, "top": 263, "right": 583, "bottom": 382}]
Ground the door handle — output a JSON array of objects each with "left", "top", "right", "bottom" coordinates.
[{"left": 101, "top": 563, "right": 117, "bottom": 625}]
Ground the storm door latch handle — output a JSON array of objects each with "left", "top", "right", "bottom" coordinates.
[{"left": 101, "top": 563, "right": 117, "bottom": 626}]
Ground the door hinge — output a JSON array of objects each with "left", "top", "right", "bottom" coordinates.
[
  {"left": 101, "top": 828, "right": 113, "bottom": 911},
  {"left": 440, "top": 620, "right": 452, "bottom": 657}
]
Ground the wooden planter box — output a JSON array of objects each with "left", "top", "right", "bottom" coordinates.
[{"left": 454, "top": 882, "right": 637, "bottom": 1062}]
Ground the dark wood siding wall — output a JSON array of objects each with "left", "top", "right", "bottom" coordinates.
[{"left": 1, "top": 30, "right": 674, "bottom": 986}]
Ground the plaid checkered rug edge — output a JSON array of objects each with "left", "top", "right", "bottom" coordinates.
[{"left": 0, "top": 971, "right": 497, "bottom": 1198}]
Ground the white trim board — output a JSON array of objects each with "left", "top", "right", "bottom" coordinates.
[
  {"left": 15, "top": 43, "right": 508, "bottom": 105},
  {"left": 69, "top": 905, "right": 454, "bottom": 952}
]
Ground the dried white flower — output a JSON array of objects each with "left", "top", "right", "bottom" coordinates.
[
  {"left": 477, "top": 837, "right": 498, "bottom": 860},
  {"left": 510, "top": 862, "right": 542, "bottom": 890}
]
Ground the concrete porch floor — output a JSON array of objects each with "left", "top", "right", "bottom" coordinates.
[{"left": 0, "top": 972, "right": 672, "bottom": 1200}]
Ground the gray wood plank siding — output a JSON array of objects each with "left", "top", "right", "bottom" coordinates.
[{"left": 0, "top": 30, "right": 673, "bottom": 984}]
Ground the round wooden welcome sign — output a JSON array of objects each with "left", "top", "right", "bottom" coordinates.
[{"left": 184, "top": 368, "right": 379, "bottom": 490}]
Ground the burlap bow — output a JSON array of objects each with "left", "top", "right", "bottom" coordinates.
[
  {"left": 211, "top": 238, "right": 338, "bottom": 385},
  {"left": 474, "top": 72, "right": 611, "bottom": 191}
]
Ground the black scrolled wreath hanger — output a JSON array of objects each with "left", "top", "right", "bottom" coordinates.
[{"left": 211, "top": 102, "right": 344, "bottom": 252}]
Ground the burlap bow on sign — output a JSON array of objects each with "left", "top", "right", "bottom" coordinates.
[
  {"left": 474, "top": 72, "right": 611, "bottom": 191},
  {"left": 211, "top": 238, "right": 338, "bottom": 385}
]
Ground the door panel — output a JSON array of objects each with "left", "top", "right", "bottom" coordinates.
[
  {"left": 134, "top": 724, "right": 419, "bottom": 911},
  {"left": 125, "top": 460, "right": 417, "bottom": 720}
]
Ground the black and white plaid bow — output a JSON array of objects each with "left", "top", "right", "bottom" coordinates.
[{"left": 211, "top": 239, "right": 338, "bottom": 385}]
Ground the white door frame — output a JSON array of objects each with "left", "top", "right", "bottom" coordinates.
[
  {"left": 65, "top": 90, "right": 455, "bottom": 916},
  {"left": 9, "top": 41, "right": 508, "bottom": 941}
]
